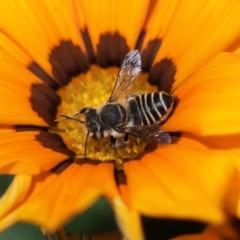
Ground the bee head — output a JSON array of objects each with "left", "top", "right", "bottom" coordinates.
[{"left": 80, "top": 107, "right": 104, "bottom": 140}]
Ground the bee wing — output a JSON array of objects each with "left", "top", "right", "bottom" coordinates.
[
  {"left": 116, "top": 125, "right": 172, "bottom": 144},
  {"left": 108, "top": 50, "right": 142, "bottom": 102}
]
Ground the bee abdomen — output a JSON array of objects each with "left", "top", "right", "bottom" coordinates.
[{"left": 128, "top": 92, "right": 174, "bottom": 125}]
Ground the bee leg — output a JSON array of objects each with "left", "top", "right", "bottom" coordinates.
[
  {"left": 116, "top": 134, "right": 129, "bottom": 148},
  {"left": 110, "top": 135, "right": 129, "bottom": 148},
  {"left": 110, "top": 136, "right": 117, "bottom": 147}
]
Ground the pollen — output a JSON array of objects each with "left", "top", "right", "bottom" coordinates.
[{"left": 54, "top": 65, "right": 157, "bottom": 169}]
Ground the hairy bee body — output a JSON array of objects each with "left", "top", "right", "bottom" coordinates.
[
  {"left": 92, "top": 91, "right": 174, "bottom": 140},
  {"left": 60, "top": 50, "right": 175, "bottom": 157},
  {"left": 127, "top": 92, "right": 174, "bottom": 126}
]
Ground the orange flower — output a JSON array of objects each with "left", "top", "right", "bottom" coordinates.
[{"left": 0, "top": 0, "right": 240, "bottom": 239}]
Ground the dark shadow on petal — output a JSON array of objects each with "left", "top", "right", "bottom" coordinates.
[
  {"left": 186, "top": 133, "right": 240, "bottom": 150},
  {"left": 230, "top": 216, "right": 240, "bottom": 239},
  {"left": 50, "top": 158, "right": 74, "bottom": 174},
  {"left": 29, "top": 83, "right": 61, "bottom": 126},
  {"left": 35, "top": 131, "right": 76, "bottom": 157},
  {"left": 141, "top": 216, "right": 207, "bottom": 240},
  {"left": 28, "top": 62, "right": 59, "bottom": 90},
  {"left": 149, "top": 58, "right": 177, "bottom": 93},
  {"left": 141, "top": 39, "right": 162, "bottom": 72},
  {"left": 135, "top": 30, "right": 146, "bottom": 50},
  {"left": 96, "top": 32, "right": 129, "bottom": 68},
  {"left": 75, "top": 158, "right": 103, "bottom": 166},
  {"left": 169, "top": 132, "right": 182, "bottom": 144},
  {"left": 49, "top": 40, "right": 89, "bottom": 86},
  {"left": 114, "top": 169, "right": 127, "bottom": 186},
  {"left": 15, "top": 125, "right": 48, "bottom": 132},
  {"left": 80, "top": 27, "right": 96, "bottom": 64}
]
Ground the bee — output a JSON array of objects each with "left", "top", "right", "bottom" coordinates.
[{"left": 60, "top": 50, "right": 174, "bottom": 157}]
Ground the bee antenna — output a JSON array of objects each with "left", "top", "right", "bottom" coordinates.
[
  {"left": 84, "top": 131, "right": 90, "bottom": 158},
  {"left": 59, "top": 114, "right": 84, "bottom": 123}
]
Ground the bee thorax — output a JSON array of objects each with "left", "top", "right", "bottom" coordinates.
[{"left": 99, "top": 104, "right": 128, "bottom": 128}]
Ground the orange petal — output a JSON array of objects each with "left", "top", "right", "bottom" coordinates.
[
  {"left": 147, "top": 0, "right": 240, "bottom": 91},
  {"left": 180, "top": 134, "right": 240, "bottom": 219},
  {"left": 233, "top": 41, "right": 240, "bottom": 54},
  {"left": 0, "top": 162, "right": 117, "bottom": 231},
  {"left": 0, "top": 175, "right": 32, "bottom": 230},
  {"left": 164, "top": 53, "right": 240, "bottom": 136},
  {"left": 234, "top": 47, "right": 240, "bottom": 54},
  {"left": 124, "top": 135, "right": 234, "bottom": 224},
  {"left": 80, "top": 0, "right": 149, "bottom": 65},
  {"left": 0, "top": 125, "right": 15, "bottom": 134},
  {"left": 109, "top": 171, "right": 144, "bottom": 240},
  {"left": 226, "top": 34, "right": 240, "bottom": 53},
  {"left": 0, "top": 33, "right": 59, "bottom": 89},
  {"left": 181, "top": 134, "right": 240, "bottom": 177},
  {"left": 139, "top": 0, "right": 179, "bottom": 70},
  {"left": 141, "top": 0, "right": 161, "bottom": 29},
  {"left": 223, "top": 169, "right": 240, "bottom": 219},
  {"left": 112, "top": 195, "right": 144, "bottom": 240},
  {"left": 0, "top": 1, "right": 89, "bottom": 85},
  {"left": 0, "top": 55, "right": 60, "bottom": 126},
  {"left": 0, "top": 131, "right": 74, "bottom": 175},
  {"left": 0, "top": 32, "right": 31, "bottom": 67},
  {"left": 141, "top": 0, "right": 179, "bottom": 41}
]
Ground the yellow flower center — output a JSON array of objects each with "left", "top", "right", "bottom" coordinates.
[{"left": 54, "top": 65, "right": 157, "bottom": 169}]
